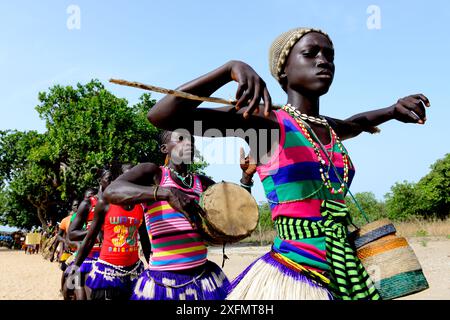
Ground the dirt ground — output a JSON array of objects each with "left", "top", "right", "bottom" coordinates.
[{"left": 0, "top": 237, "right": 448, "bottom": 300}]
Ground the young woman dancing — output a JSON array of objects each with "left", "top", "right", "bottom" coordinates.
[{"left": 145, "top": 27, "right": 430, "bottom": 299}]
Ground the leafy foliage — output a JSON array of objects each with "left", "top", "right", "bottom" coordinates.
[
  {"left": 0, "top": 80, "right": 206, "bottom": 230},
  {"left": 384, "top": 181, "right": 421, "bottom": 221},
  {"left": 415, "top": 153, "right": 450, "bottom": 219},
  {"left": 34, "top": 80, "right": 164, "bottom": 199},
  {"left": 257, "top": 202, "right": 274, "bottom": 231},
  {"left": 384, "top": 153, "right": 449, "bottom": 220},
  {"left": 345, "top": 191, "right": 387, "bottom": 226}
]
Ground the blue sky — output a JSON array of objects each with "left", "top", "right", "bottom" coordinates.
[{"left": 1, "top": 1, "right": 449, "bottom": 212}]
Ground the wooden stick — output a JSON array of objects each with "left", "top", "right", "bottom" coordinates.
[
  {"left": 109, "top": 78, "right": 380, "bottom": 134},
  {"left": 110, "top": 78, "right": 236, "bottom": 105}
]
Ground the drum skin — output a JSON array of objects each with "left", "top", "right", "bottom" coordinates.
[{"left": 200, "top": 182, "right": 259, "bottom": 244}]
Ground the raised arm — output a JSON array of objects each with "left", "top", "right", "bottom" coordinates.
[
  {"left": 147, "top": 60, "right": 276, "bottom": 134},
  {"left": 103, "top": 163, "right": 162, "bottom": 205},
  {"left": 104, "top": 163, "right": 204, "bottom": 224},
  {"left": 73, "top": 199, "right": 107, "bottom": 267},
  {"left": 336, "top": 94, "right": 430, "bottom": 140}
]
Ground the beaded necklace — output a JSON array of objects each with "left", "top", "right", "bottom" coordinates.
[
  {"left": 282, "top": 105, "right": 349, "bottom": 195},
  {"left": 284, "top": 104, "right": 329, "bottom": 126},
  {"left": 165, "top": 166, "right": 193, "bottom": 189}
]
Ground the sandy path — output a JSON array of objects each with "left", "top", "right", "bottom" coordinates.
[
  {"left": 0, "top": 237, "right": 448, "bottom": 300},
  {"left": 0, "top": 248, "right": 63, "bottom": 300}
]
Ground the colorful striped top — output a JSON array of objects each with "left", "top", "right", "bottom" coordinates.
[
  {"left": 256, "top": 109, "right": 355, "bottom": 221},
  {"left": 256, "top": 109, "right": 355, "bottom": 273},
  {"left": 144, "top": 166, "right": 207, "bottom": 271}
]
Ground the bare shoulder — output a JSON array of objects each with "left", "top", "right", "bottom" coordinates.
[{"left": 116, "top": 162, "right": 162, "bottom": 184}]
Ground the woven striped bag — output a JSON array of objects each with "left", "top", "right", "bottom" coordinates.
[{"left": 350, "top": 219, "right": 429, "bottom": 299}]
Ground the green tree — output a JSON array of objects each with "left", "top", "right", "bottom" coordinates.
[
  {"left": 1, "top": 80, "right": 191, "bottom": 229},
  {"left": 345, "top": 192, "right": 387, "bottom": 226},
  {"left": 0, "top": 130, "right": 48, "bottom": 228},
  {"left": 415, "top": 153, "right": 450, "bottom": 219},
  {"left": 257, "top": 202, "right": 274, "bottom": 231},
  {"left": 0, "top": 130, "right": 44, "bottom": 186},
  {"left": 383, "top": 154, "right": 450, "bottom": 221},
  {"left": 384, "top": 181, "right": 421, "bottom": 221},
  {"left": 35, "top": 80, "right": 164, "bottom": 201}
]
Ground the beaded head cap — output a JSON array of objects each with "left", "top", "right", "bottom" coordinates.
[{"left": 269, "top": 27, "right": 333, "bottom": 82}]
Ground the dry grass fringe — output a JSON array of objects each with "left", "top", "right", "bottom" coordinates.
[
  {"left": 394, "top": 218, "right": 450, "bottom": 237},
  {"left": 240, "top": 218, "right": 450, "bottom": 245},
  {"left": 226, "top": 259, "right": 331, "bottom": 300}
]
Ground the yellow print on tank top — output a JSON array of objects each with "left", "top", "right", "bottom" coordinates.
[
  {"left": 111, "top": 224, "right": 138, "bottom": 248},
  {"left": 112, "top": 225, "right": 128, "bottom": 247}
]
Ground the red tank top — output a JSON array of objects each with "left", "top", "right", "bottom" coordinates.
[
  {"left": 87, "top": 196, "right": 98, "bottom": 223},
  {"left": 87, "top": 196, "right": 101, "bottom": 256},
  {"left": 99, "top": 204, "right": 144, "bottom": 266}
]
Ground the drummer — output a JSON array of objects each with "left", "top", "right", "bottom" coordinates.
[{"left": 102, "top": 129, "right": 256, "bottom": 300}]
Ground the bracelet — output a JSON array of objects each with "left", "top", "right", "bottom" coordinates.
[
  {"left": 240, "top": 179, "right": 254, "bottom": 188},
  {"left": 153, "top": 185, "right": 159, "bottom": 201}
]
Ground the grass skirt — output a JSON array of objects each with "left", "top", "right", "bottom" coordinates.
[
  {"left": 86, "top": 259, "right": 144, "bottom": 300},
  {"left": 227, "top": 252, "right": 333, "bottom": 300},
  {"left": 131, "top": 260, "right": 229, "bottom": 300}
]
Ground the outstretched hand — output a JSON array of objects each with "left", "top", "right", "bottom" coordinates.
[
  {"left": 228, "top": 60, "right": 272, "bottom": 118},
  {"left": 392, "top": 94, "right": 430, "bottom": 124}
]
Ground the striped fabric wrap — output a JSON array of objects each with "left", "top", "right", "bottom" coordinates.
[
  {"left": 144, "top": 166, "right": 207, "bottom": 271},
  {"left": 275, "top": 200, "right": 381, "bottom": 300}
]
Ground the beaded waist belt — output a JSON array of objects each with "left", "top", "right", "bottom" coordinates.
[
  {"left": 269, "top": 251, "right": 330, "bottom": 286},
  {"left": 94, "top": 259, "right": 143, "bottom": 278}
]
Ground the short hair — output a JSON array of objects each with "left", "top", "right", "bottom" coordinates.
[
  {"left": 84, "top": 188, "right": 97, "bottom": 198},
  {"left": 159, "top": 130, "right": 173, "bottom": 145}
]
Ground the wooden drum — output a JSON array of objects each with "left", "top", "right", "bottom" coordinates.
[{"left": 199, "top": 182, "right": 259, "bottom": 245}]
